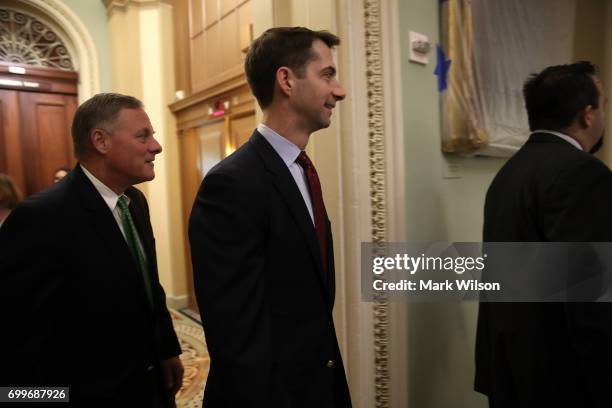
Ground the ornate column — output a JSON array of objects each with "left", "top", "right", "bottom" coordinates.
[
  {"left": 104, "top": 0, "right": 189, "bottom": 308},
  {"left": 363, "top": 0, "right": 391, "bottom": 406}
]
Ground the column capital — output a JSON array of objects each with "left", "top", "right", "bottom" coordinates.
[{"left": 102, "top": 0, "right": 172, "bottom": 14}]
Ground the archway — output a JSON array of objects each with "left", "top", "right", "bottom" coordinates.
[{"left": 2, "top": 0, "right": 99, "bottom": 100}]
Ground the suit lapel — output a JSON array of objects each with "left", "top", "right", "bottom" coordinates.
[
  {"left": 249, "top": 131, "right": 329, "bottom": 292},
  {"left": 72, "top": 165, "right": 135, "bottom": 268},
  {"left": 72, "top": 165, "right": 154, "bottom": 312}
]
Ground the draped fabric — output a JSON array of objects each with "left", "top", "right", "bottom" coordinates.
[
  {"left": 439, "top": 0, "right": 576, "bottom": 156},
  {"left": 440, "top": 0, "right": 487, "bottom": 153}
]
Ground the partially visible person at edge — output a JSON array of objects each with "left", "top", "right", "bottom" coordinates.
[
  {"left": 0, "top": 173, "right": 21, "bottom": 227},
  {"left": 476, "top": 61, "right": 612, "bottom": 408},
  {"left": 53, "top": 165, "right": 71, "bottom": 183},
  {"left": 0, "top": 93, "right": 183, "bottom": 407}
]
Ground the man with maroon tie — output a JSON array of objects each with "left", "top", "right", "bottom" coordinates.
[{"left": 188, "top": 27, "right": 351, "bottom": 407}]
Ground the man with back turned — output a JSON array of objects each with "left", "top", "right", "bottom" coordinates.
[
  {"left": 189, "top": 27, "right": 352, "bottom": 407},
  {"left": 475, "top": 62, "right": 612, "bottom": 407}
]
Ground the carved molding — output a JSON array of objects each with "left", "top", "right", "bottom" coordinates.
[
  {"left": 103, "top": 0, "right": 172, "bottom": 13},
  {"left": 0, "top": 8, "right": 74, "bottom": 70},
  {"left": 364, "top": 0, "right": 390, "bottom": 407},
  {"left": 12, "top": 0, "right": 100, "bottom": 100}
]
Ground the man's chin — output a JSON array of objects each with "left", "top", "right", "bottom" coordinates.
[
  {"left": 133, "top": 173, "right": 155, "bottom": 185},
  {"left": 318, "top": 119, "right": 331, "bottom": 130}
]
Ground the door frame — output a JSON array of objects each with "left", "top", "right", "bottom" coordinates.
[{"left": 0, "top": 62, "right": 78, "bottom": 197}]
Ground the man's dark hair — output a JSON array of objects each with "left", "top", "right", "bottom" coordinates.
[
  {"left": 523, "top": 61, "right": 600, "bottom": 131},
  {"left": 0, "top": 173, "right": 21, "bottom": 210},
  {"left": 71, "top": 93, "right": 143, "bottom": 158},
  {"left": 244, "top": 27, "right": 340, "bottom": 109}
]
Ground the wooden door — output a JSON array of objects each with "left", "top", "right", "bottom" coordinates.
[
  {"left": 231, "top": 113, "right": 255, "bottom": 149},
  {"left": 0, "top": 90, "right": 77, "bottom": 197},
  {"left": 179, "top": 119, "right": 226, "bottom": 308},
  {"left": 19, "top": 92, "right": 77, "bottom": 195}
]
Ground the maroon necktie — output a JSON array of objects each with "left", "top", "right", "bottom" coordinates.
[{"left": 296, "top": 151, "right": 328, "bottom": 271}]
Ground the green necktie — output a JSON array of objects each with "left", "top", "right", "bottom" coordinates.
[{"left": 117, "top": 196, "right": 153, "bottom": 307}]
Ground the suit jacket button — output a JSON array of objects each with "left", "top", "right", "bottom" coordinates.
[
  {"left": 146, "top": 365, "right": 154, "bottom": 372},
  {"left": 326, "top": 360, "right": 335, "bottom": 368}
]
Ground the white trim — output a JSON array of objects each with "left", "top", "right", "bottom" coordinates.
[
  {"left": 380, "top": 0, "right": 408, "bottom": 407},
  {"left": 381, "top": 0, "right": 406, "bottom": 243},
  {"left": 337, "top": 0, "right": 376, "bottom": 406},
  {"left": 16, "top": 0, "right": 101, "bottom": 101}
]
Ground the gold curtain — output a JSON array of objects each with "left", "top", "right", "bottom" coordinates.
[{"left": 440, "top": 0, "right": 488, "bottom": 153}]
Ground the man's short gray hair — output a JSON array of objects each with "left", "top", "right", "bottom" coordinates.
[{"left": 71, "top": 93, "right": 143, "bottom": 158}]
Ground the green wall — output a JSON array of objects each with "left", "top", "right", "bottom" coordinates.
[
  {"left": 398, "top": 0, "right": 505, "bottom": 407},
  {"left": 61, "top": 0, "right": 112, "bottom": 92}
]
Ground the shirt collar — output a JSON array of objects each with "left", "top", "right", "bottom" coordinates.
[
  {"left": 80, "top": 164, "right": 130, "bottom": 211},
  {"left": 257, "top": 123, "right": 302, "bottom": 167},
  {"left": 531, "top": 130, "right": 583, "bottom": 151}
]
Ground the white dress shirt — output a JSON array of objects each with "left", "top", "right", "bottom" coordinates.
[
  {"left": 80, "top": 165, "right": 146, "bottom": 258},
  {"left": 531, "top": 129, "right": 583, "bottom": 151},
  {"left": 257, "top": 123, "right": 315, "bottom": 224}
]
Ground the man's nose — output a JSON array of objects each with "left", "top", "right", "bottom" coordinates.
[
  {"left": 334, "top": 83, "right": 347, "bottom": 101},
  {"left": 150, "top": 136, "right": 163, "bottom": 154}
]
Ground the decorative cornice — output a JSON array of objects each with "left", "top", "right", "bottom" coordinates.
[
  {"left": 103, "top": 0, "right": 172, "bottom": 13},
  {"left": 169, "top": 72, "right": 247, "bottom": 114},
  {"left": 364, "top": 0, "right": 390, "bottom": 407}
]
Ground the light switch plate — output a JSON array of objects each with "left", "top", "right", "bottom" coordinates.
[{"left": 409, "top": 31, "right": 430, "bottom": 65}]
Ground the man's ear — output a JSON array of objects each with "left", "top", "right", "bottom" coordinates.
[
  {"left": 276, "top": 67, "right": 294, "bottom": 97},
  {"left": 580, "top": 105, "right": 595, "bottom": 129},
  {"left": 90, "top": 129, "right": 109, "bottom": 155}
]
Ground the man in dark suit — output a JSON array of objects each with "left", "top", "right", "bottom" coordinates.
[
  {"left": 189, "top": 27, "right": 351, "bottom": 407},
  {"left": 475, "top": 62, "right": 612, "bottom": 407},
  {"left": 0, "top": 93, "right": 183, "bottom": 407}
]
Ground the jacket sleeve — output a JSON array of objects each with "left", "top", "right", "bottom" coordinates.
[
  {"left": 188, "top": 170, "right": 271, "bottom": 406},
  {"left": 156, "top": 282, "right": 182, "bottom": 359}
]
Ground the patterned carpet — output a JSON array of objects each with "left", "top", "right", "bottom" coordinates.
[{"left": 171, "top": 308, "right": 208, "bottom": 408}]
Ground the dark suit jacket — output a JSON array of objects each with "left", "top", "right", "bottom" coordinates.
[
  {"left": 189, "top": 130, "right": 351, "bottom": 407},
  {"left": 0, "top": 165, "right": 181, "bottom": 406},
  {"left": 475, "top": 133, "right": 612, "bottom": 407}
]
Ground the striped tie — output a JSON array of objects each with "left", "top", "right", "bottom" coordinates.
[{"left": 117, "top": 196, "right": 153, "bottom": 307}]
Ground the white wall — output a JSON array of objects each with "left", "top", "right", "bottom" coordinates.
[
  {"left": 61, "top": 0, "right": 112, "bottom": 92},
  {"left": 398, "top": 0, "right": 505, "bottom": 407}
]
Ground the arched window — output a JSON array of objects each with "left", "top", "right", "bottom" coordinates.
[{"left": 0, "top": 8, "right": 74, "bottom": 70}]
